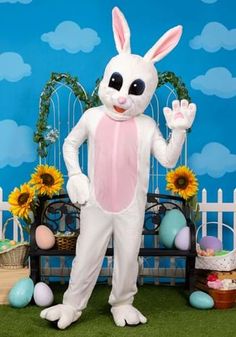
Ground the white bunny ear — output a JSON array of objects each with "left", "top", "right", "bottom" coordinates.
[
  {"left": 112, "top": 7, "right": 131, "bottom": 54},
  {"left": 144, "top": 25, "right": 183, "bottom": 63}
]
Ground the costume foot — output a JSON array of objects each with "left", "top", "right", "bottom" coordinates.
[
  {"left": 111, "top": 305, "right": 147, "bottom": 327},
  {"left": 40, "top": 304, "right": 82, "bottom": 330}
]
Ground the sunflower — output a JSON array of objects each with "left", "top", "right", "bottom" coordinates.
[
  {"left": 30, "top": 164, "right": 64, "bottom": 197},
  {"left": 8, "top": 183, "right": 35, "bottom": 219},
  {"left": 166, "top": 166, "right": 198, "bottom": 200}
]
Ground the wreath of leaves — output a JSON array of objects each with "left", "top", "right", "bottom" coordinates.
[
  {"left": 34, "top": 71, "right": 191, "bottom": 158},
  {"left": 157, "top": 71, "right": 191, "bottom": 102}
]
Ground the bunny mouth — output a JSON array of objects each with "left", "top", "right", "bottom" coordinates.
[{"left": 113, "top": 105, "right": 127, "bottom": 113}]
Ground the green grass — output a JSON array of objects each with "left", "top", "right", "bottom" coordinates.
[{"left": 0, "top": 284, "right": 235, "bottom": 337}]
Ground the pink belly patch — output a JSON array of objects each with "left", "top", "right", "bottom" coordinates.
[{"left": 94, "top": 115, "right": 138, "bottom": 212}]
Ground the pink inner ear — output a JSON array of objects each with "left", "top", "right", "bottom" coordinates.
[
  {"left": 152, "top": 28, "right": 181, "bottom": 60},
  {"left": 113, "top": 10, "right": 125, "bottom": 50}
]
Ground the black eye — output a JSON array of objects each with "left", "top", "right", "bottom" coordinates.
[
  {"left": 108, "top": 72, "right": 123, "bottom": 91},
  {"left": 128, "top": 79, "right": 145, "bottom": 96}
]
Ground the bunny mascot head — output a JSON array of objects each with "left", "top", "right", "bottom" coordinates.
[
  {"left": 99, "top": 7, "right": 182, "bottom": 120},
  {"left": 41, "top": 7, "right": 196, "bottom": 330}
]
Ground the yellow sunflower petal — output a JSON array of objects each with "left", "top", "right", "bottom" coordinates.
[
  {"left": 30, "top": 164, "right": 64, "bottom": 197},
  {"left": 166, "top": 165, "right": 198, "bottom": 200},
  {"left": 8, "top": 183, "right": 35, "bottom": 219}
]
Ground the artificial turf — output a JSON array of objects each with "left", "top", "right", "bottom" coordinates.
[{"left": 0, "top": 284, "right": 235, "bottom": 337}]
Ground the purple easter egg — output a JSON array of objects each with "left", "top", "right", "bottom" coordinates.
[
  {"left": 175, "top": 226, "right": 191, "bottom": 250},
  {"left": 199, "top": 236, "right": 222, "bottom": 252}
]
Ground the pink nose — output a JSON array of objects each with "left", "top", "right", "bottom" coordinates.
[{"left": 118, "top": 97, "right": 127, "bottom": 105}]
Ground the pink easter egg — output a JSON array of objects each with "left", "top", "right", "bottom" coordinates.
[{"left": 35, "top": 225, "right": 55, "bottom": 250}]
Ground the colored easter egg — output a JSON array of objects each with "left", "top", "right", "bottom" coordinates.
[
  {"left": 35, "top": 225, "right": 55, "bottom": 250},
  {"left": 189, "top": 291, "right": 214, "bottom": 309},
  {"left": 0, "top": 245, "right": 8, "bottom": 251},
  {"left": 159, "top": 209, "right": 186, "bottom": 248},
  {"left": 199, "top": 236, "right": 222, "bottom": 252},
  {"left": 175, "top": 226, "right": 191, "bottom": 250},
  {"left": 33, "top": 282, "right": 54, "bottom": 307},
  {"left": 8, "top": 277, "right": 34, "bottom": 308}
]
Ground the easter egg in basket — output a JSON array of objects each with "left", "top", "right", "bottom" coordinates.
[{"left": 199, "top": 236, "right": 222, "bottom": 252}]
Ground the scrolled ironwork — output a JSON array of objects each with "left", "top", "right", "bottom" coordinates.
[
  {"left": 143, "top": 196, "right": 184, "bottom": 235},
  {"left": 42, "top": 198, "right": 80, "bottom": 233}
]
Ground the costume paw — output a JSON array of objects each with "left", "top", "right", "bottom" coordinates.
[
  {"left": 111, "top": 305, "right": 147, "bottom": 327},
  {"left": 67, "top": 173, "right": 90, "bottom": 204},
  {"left": 163, "top": 99, "right": 196, "bottom": 130},
  {"left": 40, "top": 304, "right": 82, "bottom": 330}
]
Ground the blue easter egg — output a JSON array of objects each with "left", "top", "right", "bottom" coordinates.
[
  {"left": 189, "top": 291, "right": 214, "bottom": 309},
  {"left": 159, "top": 209, "right": 186, "bottom": 248},
  {"left": 8, "top": 277, "right": 34, "bottom": 308}
]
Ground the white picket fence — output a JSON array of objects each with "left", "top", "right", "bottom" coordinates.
[
  {"left": 1, "top": 187, "right": 236, "bottom": 284},
  {"left": 199, "top": 188, "right": 236, "bottom": 249}
]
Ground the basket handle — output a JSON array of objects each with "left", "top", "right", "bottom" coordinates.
[
  {"left": 196, "top": 221, "right": 235, "bottom": 241},
  {"left": 2, "top": 217, "right": 25, "bottom": 243}
]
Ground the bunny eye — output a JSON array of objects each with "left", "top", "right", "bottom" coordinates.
[
  {"left": 108, "top": 72, "right": 123, "bottom": 91},
  {"left": 128, "top": 79, "right": 145, "bottom": 96}
]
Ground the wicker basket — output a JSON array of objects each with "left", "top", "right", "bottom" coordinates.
[
  {"left": 208, "top": 288, "right": 236, "bottom": 309},
  {"left": 54, "top": 233, "right": 78, "bottom": 251},
  {"left": 0, "top": 218, "right": 29, "bottom": 269},
  {"left": 195, "top": 250, "right": 236, "bottom": 271},
  {"left": 196, "top": 222, "right": 236, "bottom": 271}
]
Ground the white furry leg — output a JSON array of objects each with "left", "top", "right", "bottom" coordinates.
[
  {"left": 40, "top": 304, "right": 82, "bottom": 330},
  {"left": 111, "top": 305, "right": 147, "bottom": 327}
]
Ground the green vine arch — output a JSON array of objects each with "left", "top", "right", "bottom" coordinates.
[{"left": 34, "top": 71, "right": 191, "bottom": 158}]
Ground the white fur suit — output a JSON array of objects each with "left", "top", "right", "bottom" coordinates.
[{"left": 41, "top": 7, "right": 196, "bottom": 329}]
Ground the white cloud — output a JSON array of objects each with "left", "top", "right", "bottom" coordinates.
[
  {"left": 41, "top": 21, "right": 101, "bottom": 54},
  {"left": 191, "top": 67, "right": 236, "bottom": 98},
  {"left": 0, "top": 52, "right": 31, "bottom": 82},
  {"left": 190, "top": 22, "right": 236, "bottom": 52},
  {"left": 0, "top": 0, "right": 32, "bottom": 3},
  {"left": 0, "top": 120, "right": 36, "bottom": 168},
  {"left": 189, "top": 143, "right": 236, "bottom": 178}
]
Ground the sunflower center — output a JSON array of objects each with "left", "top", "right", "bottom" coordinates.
[
  {"left": 18, "top": 193, "right": 30, "bottom": 206},
  {"left": 175, "top": 176, "right": 189, "bottom": 189},
  {"left": 41, "top": 173, "right": 55, "bottom": 186}
]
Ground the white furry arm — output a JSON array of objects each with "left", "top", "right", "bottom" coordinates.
[
  {"left": 151, "top": 126, "right": 186, "bottom": 169},
  {"left": 63, "top": 112, "right": 88, "bottom": 177},
  {"left": 63, "top": 112, "right": 90, "bottom": 204}
]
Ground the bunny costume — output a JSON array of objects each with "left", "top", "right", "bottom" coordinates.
[{"left": 41, "top": 7, "right": 196, "bottom": 329}]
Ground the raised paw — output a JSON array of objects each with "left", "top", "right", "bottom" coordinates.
[
  {"left": 40, "top": 304, "right": 82, "bottom": 330},
  {"left": 111, "top": 304, "right": 147, "bottom": 327},
  {"left": 163, "top": 99, "right": 196, "bottom": 130}
]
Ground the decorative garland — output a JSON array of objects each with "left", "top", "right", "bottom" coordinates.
[
  {"left": 34, "top": 71, "right": 191, "bottom": 158},
  {"left": 158, "top": 71, "right": 191, "bottom": 102}
]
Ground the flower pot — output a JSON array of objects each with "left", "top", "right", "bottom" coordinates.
[{"left": 208, "top": 288, "right": 236, "bottom": 309}]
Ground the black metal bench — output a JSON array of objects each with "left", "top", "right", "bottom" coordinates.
[{"left": 29, "top": 193, "right": 196, "bottom": 292}]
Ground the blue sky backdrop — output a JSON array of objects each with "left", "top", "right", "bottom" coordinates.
[{"left": 0, "top": 0, "right": 235, "bottom": 203}]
